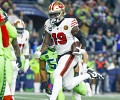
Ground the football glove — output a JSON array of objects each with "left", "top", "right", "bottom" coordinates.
[
  {"left": 42, "top": 81, "right": 52, "bottom": 95},
  {"left": 16, "top": 56, "right": 22, "bottom": 68},
  {"left": 72, "top": 48, "right": 85, "bottom": 55}
]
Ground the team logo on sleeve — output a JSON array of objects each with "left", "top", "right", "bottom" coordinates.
[{"left": 64, "top": 25, "right": 68, "bottom": 30}]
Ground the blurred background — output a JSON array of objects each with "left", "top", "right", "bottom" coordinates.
[{"left": 1, "top": 0, "right": 120, "bottom": 99}]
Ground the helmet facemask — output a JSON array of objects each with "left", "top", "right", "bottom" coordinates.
[
  {"left": 49, "top": 10, "right": 65, "bottom": 25},
  {"left": 16, "top": 28, "right": 24, "bottom": 34}
]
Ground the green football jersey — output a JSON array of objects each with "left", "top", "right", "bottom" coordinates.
[{"left": 40, "top": 48, "right": 58, "bottom": 73}]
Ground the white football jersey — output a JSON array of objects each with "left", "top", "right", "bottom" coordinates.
[
  {"left": 17, "top": 30, "right": 29, "bottom": 55},
  {"left": 44, "top": 18, "right": 78, "bottom": 55},
  {"left": 10, "top": 44, "right": 16, "bottom": 60}
]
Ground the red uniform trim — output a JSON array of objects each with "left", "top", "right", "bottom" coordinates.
[{"left": 60, "top": 54, "right": 74, "bottom": 76}]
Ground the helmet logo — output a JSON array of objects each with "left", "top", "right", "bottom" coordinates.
[{"left": 58, "top": 4, "right": 64, "bottom": 8}]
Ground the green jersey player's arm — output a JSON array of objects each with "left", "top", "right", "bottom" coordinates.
[
  {"left": 39, "top": 59, "right": 47, "bottom": 82},
  {"left": 40, "top": 31, "right": 51, "bottom": 54},
  {"left": 6, "top": 21, "right": 18, "bottom": 38},
  {"left": 12, "top": 38, "right": 20, "bottom": 57}
]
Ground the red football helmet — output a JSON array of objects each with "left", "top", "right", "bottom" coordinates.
[
  {"left": 14, "top": 19, "right": 25, "bottom": 34},
  {"left": 48, "top": 1, "right": 66, "bottom": 24}
]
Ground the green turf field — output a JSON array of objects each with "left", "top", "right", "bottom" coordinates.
[{"left": 15, "top": 92, "right": 120, "bottom": 100}]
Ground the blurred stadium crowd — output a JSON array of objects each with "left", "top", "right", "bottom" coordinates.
[{"left": 0, "top": 0, "right": 120, "bottom": 95}]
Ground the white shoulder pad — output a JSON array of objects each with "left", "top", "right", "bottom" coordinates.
[
  {"left": 44, "top": 19, "right": 52, "bottom": 33},
  {"left": 23, "top": 30, "right": 30, "bottom": 39},
  {"left": 68, "top": 18, "right": 78, "bottom": 28},
  {"left": 64, "top": 18, "right": 78, "bottom": 31}
]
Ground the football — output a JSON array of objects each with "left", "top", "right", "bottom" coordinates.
[{"left": 71, "top": 41, "right": 81, "bottom": 52}]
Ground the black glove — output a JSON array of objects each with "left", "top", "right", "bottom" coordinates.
[
  {"left": 45, "top": 88, "right": 52, "bottom": 95},
  {"left": 42, "top": 81, "right": 52, "bottom": 95},
  {"left": 16, "top": 56, "right": 22, "bottom": 68},
  {"left": 18, "top": 69, "right": 24, "bottom": 75}
]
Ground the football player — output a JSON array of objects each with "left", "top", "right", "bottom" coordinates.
[
  {"left": 9, "top": 37, "right": 21, "bottom": 100},
  {"left": 10, "top": 19, "right": 29, "bottom": 97},
  {"left": 0, "top": 9, "right": 19, "bottom": 100},
  {"left": 34, "top": 1, "right": 103, "bottom": 100},
  {"left": 38, "top": 39, "right": 65, "bottom": 100}
]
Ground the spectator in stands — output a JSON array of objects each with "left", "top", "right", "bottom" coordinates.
[
  {"left": 113, "top": 0, "right": 120, "bottom": 20},
  {"left": 105, "top": 29, "right": 116, "bottom": 56},
  {"left": 97, "top": 0, "right": 108, "bottom": 22},
  {"left": 116, "top": 33, "right": 120, "bottom": 67},
  {"left": 86, "top": 0, "right": 97, "bottom": 13},
  {"left": 86, "top": 36, "right": 93, "bottom": 52},
  {"left": 65, "top": 8, "right": 75, "bottom": 18},
  {"left": 1, "top": 1, "right": 10, "bottom": 12},
  {"left": 95, "top": 51, "right": 107, "bottom": 94},
  {"left": 29, "top": 32, "right": 40, "bottom": 54},
  {"left": 92, "top": 28, "right": 106, "bottom": 52},
  {"left": 79, "top": 11, "right": 91, "bottom": 37},
  {"left": 89, "top": 13, "right": 107, "bottom": 35},
  {"left": 26, "top": 20, "right": 33, "bottom": 34},
  {"left": 106, "top": 16, "right": 116, "bottom": 34},
  {"left": 7, "top": 8, "right": 18, "bottom": 24}
]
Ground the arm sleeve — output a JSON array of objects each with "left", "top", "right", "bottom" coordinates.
[
  {"left": 74, "top": 30, "right": 87, "bottom": 48},
  {"left": 5, "top": 21, "right": 17, "bottom": 38}
]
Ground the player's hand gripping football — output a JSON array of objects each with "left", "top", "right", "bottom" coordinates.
[
  {"left": 16, "top": 56, "right": 22, "bottom": 68},
  {"left": 73, "top": 48, "right": 85, "bottom": 55},
  {"left": 34, "top": 51, "right": 41, "bottom": 58}
]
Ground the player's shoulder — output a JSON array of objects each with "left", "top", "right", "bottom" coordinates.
[
  {"left": 64, "top": 18, "right": 78, "bottom": 27},
  {"left": 44, "top": 19, "right": 51, "bottom": 27},
  {"left": 44, "top": 19, "right": 52, "bottom": 32},
  {"left": 23, "top": 30, "right": 30, "bottom": 37},
  {"left": 23, "top": 30, "right": 29, "bottom": 35},
  {"left": 64, "top": 18, "right": 77, "bottom": 21}
]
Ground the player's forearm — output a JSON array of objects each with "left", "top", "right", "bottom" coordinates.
[
  {"left": 82, "top": 51, "right": 88, "bottom": 63},
  {"left": 40, "top": 44, "right": 49, "bottom": 54},
  {"left": 12, "top": 38, "right": 20, "bottom": 57},
  {"left": 40, "top": 70, "right": 47, "bottom": 82},
  {"left": 71, "top": 26, "right": 86, "bottom": 47},
  {"left": 40, "top": 31, "right": 50, "bottom": 54},
  {"left": 6, "top": 21, "right": 17, "bottom": 38}
]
